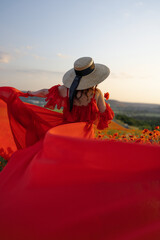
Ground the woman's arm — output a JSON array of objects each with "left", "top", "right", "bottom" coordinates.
[
  {"left": 97, "top": 89, "right": 107, "bottom": 113},
  {"left": 96, "top": 89, "right": 114, "bottom": 129},
  {"left": 27, "top": 89, "right": 49, "bottom": 98}
]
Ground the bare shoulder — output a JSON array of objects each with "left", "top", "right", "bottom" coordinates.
[
  {"left": 95, "top": 87, "right": 102, "bottom": 100},
  {"left": 95, "top": 87, "right": 102, "bottom": 94},
  {"left": 58, "top": 85, "right": 68, "bottom": 97},
  {"left": 96, "top": 88, "right": 106, "bottom": 113}
]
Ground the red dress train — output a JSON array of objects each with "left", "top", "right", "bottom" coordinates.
[
  {"left": 0, "top": 86, "right": 160, "bottom": 240},
  {"left": 0, "top": 85, "right": 113, "bottom": 159}
]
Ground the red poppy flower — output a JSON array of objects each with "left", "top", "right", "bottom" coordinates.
[
  {"left": 113, "top": 133, "right": 118, "bottom": 137},
  {"left": 142, "top": 129, "right": 149, "bottom": 134},
  {"left": 104, "top": 92, "right": 109, "bottom": 100},
  {"left": 129, "top": 135, "right": 134, "bottom": 138}
]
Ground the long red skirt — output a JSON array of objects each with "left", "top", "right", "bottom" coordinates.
[{"left": 0, "top": 87, "right": 160, "bottom": 240}]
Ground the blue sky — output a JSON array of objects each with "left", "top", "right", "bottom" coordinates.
[{"left": 0, "top": 0, "right": 160, "bottom": 104}]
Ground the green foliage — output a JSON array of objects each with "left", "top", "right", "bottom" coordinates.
[
  {"left": 0, "top": 156, "right": 7, "bottom": 172},
  {"left": 115, "top": 114, "right": 159, "bottom": 130}
]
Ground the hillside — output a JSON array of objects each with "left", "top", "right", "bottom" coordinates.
[{"left": 108, "top": 99, "right": 160, "bottom": 117}]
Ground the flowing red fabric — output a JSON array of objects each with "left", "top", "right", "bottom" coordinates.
[
  {"left": 0, "top": 99, "right": 17, "bottom": 158},
  {"left": 1, "top": 87, "right": 160, "bottom": 240},
  {"left": 0, "top": 87, "right": 64, "bottom": 159}
]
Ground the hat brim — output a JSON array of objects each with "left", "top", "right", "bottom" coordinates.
[{"left": 62, "top": 63, "right": 110, "bottom": 90}]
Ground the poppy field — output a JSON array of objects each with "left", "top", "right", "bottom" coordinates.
[{"left": 96, "top": 121, "right": 160, "bottom": 145}]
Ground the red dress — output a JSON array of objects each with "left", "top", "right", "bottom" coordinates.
[
  {"left": 0, "top": 85, "right": 114, "bottom": 159},
  {"left": 44, "top": 85, "right": 114, "bottom": 129},
  {"left": 1, "top": 86, "right": 160, "bottom": 240}
]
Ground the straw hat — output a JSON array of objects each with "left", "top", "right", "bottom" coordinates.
[{"left": 62, "top": 57, "right": 110, "bottom": 90}]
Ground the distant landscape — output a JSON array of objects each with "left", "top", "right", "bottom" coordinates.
[
  {"left": 107, "top": 99, "right": 160, "bottom": 130},
  {"left": 108, "top": 99, "right": 160, "bottom": 118},
  {"left": 20, "top": 96, "right": 160, "bottom": 130}
]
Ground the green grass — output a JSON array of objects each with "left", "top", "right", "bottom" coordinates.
[
  {"left": 115, "top": 114, "right": 160, "bottom": 130},
  {"left": 0, "top": 156, "right": 7, "bottom": 172}
]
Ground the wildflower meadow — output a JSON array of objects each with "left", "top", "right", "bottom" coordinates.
[{"left": 96, "top": 121, "right": 160, "bottom": 145}]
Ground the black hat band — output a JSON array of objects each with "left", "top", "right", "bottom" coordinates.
[{"left": 74, "top": 62, "right": 95, "bottom": 77}]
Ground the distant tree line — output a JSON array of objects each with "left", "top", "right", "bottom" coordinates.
[{"left": 115, "top": 114, "right": 160, "bottom": 130}]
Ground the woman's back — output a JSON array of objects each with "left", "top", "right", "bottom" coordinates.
[
  {"left": 58, "top": 85, "right": 106, "bottom": 112},
  {"left": 45, "top": 85, "right": 114, "bottom": 129}
]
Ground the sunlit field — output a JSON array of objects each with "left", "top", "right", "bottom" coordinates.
[{"left": 96, "top": 121, "right": 160, "bottom": 145}]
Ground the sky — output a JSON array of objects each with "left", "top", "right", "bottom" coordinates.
[{"left": 0, "top": 0, "right": 160, "bottom": 104}]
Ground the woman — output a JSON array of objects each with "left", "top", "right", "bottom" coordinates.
[
  {"left": 28, "top": 56, "right": 113, "bottom": 128},
  {"left": 0, "top": 57, "right": 114, "bottom": 159}
]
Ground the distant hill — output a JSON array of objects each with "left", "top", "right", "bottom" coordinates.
[
  {"left": 20, "top": 96, "right": 46, "bottom": 107},
  {"left": 107, "top": 99, "right": 160, "bottom": 118}
]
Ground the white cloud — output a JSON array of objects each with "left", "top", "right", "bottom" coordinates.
[
  {"left": 13, "top": 47, "right": 46, "bottom": 61},
  {"left": 14, "top": 48, "right": 22, "bottom": 54},
  {"left": 31, "top": 54, "right": 46, "bottom": 60},
  {"left": 14, "top": 46, "right": 33, "bottom": 55},
  {"left": 0, "top": 68, "right": 64, "bottom": 90},
  {"left": 0, "top": 52, "right": 11, "bottom": 63},
  {"left": 0, "top": 68, "right": 64, "bottom": 76},
  {"left": 14, "top": 47, "right": 28, "bottom": 57},
  {"left": 16, "top": 69, "right": 63, "bottom": 75},
  {"left": 26, "top": 45, "right": 33, "bottom": 50},
  {"left": 57, "top": 53, "right": 71, "bottom": 59}
]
